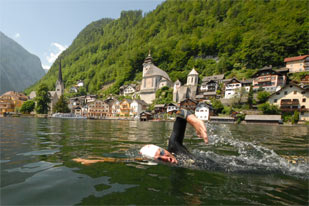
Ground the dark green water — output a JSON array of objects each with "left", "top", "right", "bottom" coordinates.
[{"left": 1, "top": 117, "right": 308, "bottom": 205}]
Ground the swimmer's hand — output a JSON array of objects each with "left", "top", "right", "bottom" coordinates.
[{"left": 187, "top": 114, "right": 208, "bottom": 144}]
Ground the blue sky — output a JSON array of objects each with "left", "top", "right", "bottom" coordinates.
[{"left": 0, "top": 0, "right": 164, "bottom": 70}]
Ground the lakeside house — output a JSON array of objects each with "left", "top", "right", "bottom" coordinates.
[
  {"left": 130, "top": 99, "right": 147, "bottom": 117},
  {"left": 195, "top": 102, "right": 213, "bottom": 121},
  {"left": 140, "top": 111, "right": 153, "bottom": 121},
  {"left": 87, "top": 99, "right": 110, "bottom": 119},
  {"left": 69, "top": 96, "right": 85, "bottom": 113},
  {"left": 268, "top": 82, "right": 309, "bottom": 121},
  {"left": 179, "top": 98, "right": 198, "bottom": 111},
  {"left": 166, "top": 103, "right": 178, "bottom": 113},
  {"left": 119, "top": 99, "right": 132, "bottom": 117},
  {"left": 284, "top": 55, "right": 309, "bottom": 73},
  {"left": 154, "top": 104, "right": 166, "bottom": 114},
  {"left": 0, "top": 91, "right": 28, "bottom": 115}
]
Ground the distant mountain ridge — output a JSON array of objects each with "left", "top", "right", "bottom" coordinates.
[
  {"left": 25, "top": 0, "right": 308, "bottom": 95},
  {"left": 0, "top": 31, "right": 45, "bottom": 95}
]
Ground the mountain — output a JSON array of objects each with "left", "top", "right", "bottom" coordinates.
[
  {"left": 25, "top": 0, "right": 308, "bottom": 95},
  {"left": 0, "top": 31, "right": 45, "bottom": 95}
]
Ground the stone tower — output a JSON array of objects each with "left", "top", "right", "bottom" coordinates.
[
  {"left": 142, "top": 50, "right": 153, "bottom": 76},
  {"left": 55, "top": 59, "right": 64, "bottom": 97},
  {"left": 187, "top": 68, "right": 198, "bottom": 86}
]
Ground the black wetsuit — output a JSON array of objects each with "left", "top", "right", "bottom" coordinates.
[
  {"left": 167, "top": 116, "right": 192, "bottom": 156},
  {"left": 167, "top": 111, "right": 218, "bottom": 169}
]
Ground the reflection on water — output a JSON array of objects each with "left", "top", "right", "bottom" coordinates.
[{"left": 0, "top": 117, "right": 308, "bottom": 205}]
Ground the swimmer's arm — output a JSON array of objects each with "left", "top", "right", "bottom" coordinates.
[
  {"left": 73, "top": 157, "right": 144, "bottom": 165},
  {"left": 73, "top": 158, "right": 105, "bottom": 165},
  {"left": 187, "top": 114, "right": 208, "bottom": 144}
]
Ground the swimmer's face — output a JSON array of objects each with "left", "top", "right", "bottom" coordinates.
[{"left": 155, "top": 148, "right": 177, "bottom": 164}]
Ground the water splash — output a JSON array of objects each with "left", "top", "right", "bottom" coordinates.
[{"left": 190, "top": 124, "right": 309, "bottom": 179}]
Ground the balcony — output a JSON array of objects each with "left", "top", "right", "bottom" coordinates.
[
  {"left": 280, "top": 107, "right": 309, "bottom": 112},
  {"left": 258, "top": 77, "right": 271, "bottom": 82},
  {"left": 280, "top": 99, "right": 299, "bottom": 106}
]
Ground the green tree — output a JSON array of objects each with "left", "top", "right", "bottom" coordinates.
[
  {"left": 291, "top": 110, "right": 299, "bottom": 124},
  {"left": 247, "top": 85, "right": 253, "bottom": 109},
  {"left": 35, "top": 83, "right": 51, "bottom": 114},
  {"left": 257, "top": 91, "right": 270, "bottom": 104},
  {"left": 20, "top": 100, "right": 35, "bottom": 114},
  {"left": 153, "top": 86, "right": 173, "bottom": 105},
  {"left": 54, "top": 95, "right": 70, "bottom": 113},
  {"left": 232, "top": 87, "right": 247, "bottom": 107},
  {"left": 210, "top": 98, "right": 224, "bottom": 114},
  {"left": 258, "top": 102, "right": 279, "bottom": 114}
]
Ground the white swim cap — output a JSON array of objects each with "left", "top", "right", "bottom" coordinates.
[{"left": 140, "top": 144, "right": 160, "bottom": 159}]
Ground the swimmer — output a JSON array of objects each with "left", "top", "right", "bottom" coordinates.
[
  {"left": 74, "top": 109, "right": 207, "bottom": 165},
  {"left": 140, "top": 109, "right": 208, "bottom": 164}
]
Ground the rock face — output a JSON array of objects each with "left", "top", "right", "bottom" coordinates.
[{"left": 0, "top": 31, "right": 45, "bottom": 95}]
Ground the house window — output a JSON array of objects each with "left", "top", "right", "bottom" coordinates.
[
  {"left": 294, "top": 91, "right": 297, "bottom": 94},
  {"left": 274, "top": 99, "right": 277, "bottom": 103},
  {"left": 284, "top": 91, "right": 288, "bottom": 95},
  {"left": 303, "top": 98, "right": 306, "bottom": 102}
]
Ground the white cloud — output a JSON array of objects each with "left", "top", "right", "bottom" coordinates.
[
  {"left": 42, "top": 64, "right": 50, "bottom": 70},
  {"left": 44, "top": 42, "right": 68, "bottom": 70},
  {"left": 14, "top": 33, "right": 20, "bottom": 38}
]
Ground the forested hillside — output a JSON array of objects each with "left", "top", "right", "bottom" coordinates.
[
  {"left": 26, "top": 0, "right": 308, "bottom": 95},
  {"left": 0, "top": 32, "right": 45, "bottom": 94}
]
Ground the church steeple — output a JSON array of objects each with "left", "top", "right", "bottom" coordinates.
[
  {"left": 143, "top": 50, "right": 153, "bottom": 65},
  {"left": 55, "top": 59, "right": 64, "bottom": 97},
  {"left": 58, "top": 59, "right": 63, "bottom": 83}
]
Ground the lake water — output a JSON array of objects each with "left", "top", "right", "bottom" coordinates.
[{"left": 1, "top": 117, "right": 308, "bottom": 205}]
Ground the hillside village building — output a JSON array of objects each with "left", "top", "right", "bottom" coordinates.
[
  {"left": 268, "top": 82, "right": 309, "bottom": 121},
  {"left": 198, "top": 74, "right": 224, "bottom": 100},
  {"left": 119, "top": 84, "right": 139, "bottom": 96},
  {"left": 223, "top": 78, "right": 252, "bottom": 99},
  {"left": 252, "top": 66, "right": 287, "bottom": 92},
  {"left": 173, "top": 68, "right": 199, "bottom": 103},
  {"left": 140, "top": 53, "right": 173, "bottom": 104},
  {"left": 284, "top": 55, "right": 309, "bottom": 73}
]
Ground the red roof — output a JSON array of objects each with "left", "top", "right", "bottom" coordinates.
[{"left": 284, "top": 55, "right": 309, "bottom": 62}]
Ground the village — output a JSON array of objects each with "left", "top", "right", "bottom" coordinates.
[{"left": 1, "top": 53, "right": 308, "bottom": 124}]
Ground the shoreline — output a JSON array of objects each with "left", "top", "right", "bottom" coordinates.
[{"left": 1, "top": 114, "right": 308, "bottom": 126}]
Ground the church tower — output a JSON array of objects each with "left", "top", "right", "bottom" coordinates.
[
  {"left": 142, "top": 50, "right": 153, "bottom": 76},
  {"left": 55, "top": 59, "right": 64, "bottom": 97},
  {"left": 187, "top": 68, "right": 198, "bottom": 86}
]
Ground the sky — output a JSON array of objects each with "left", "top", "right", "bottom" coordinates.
[{"left": 0, "top": 0, "right": 164, "bottom": 70}]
